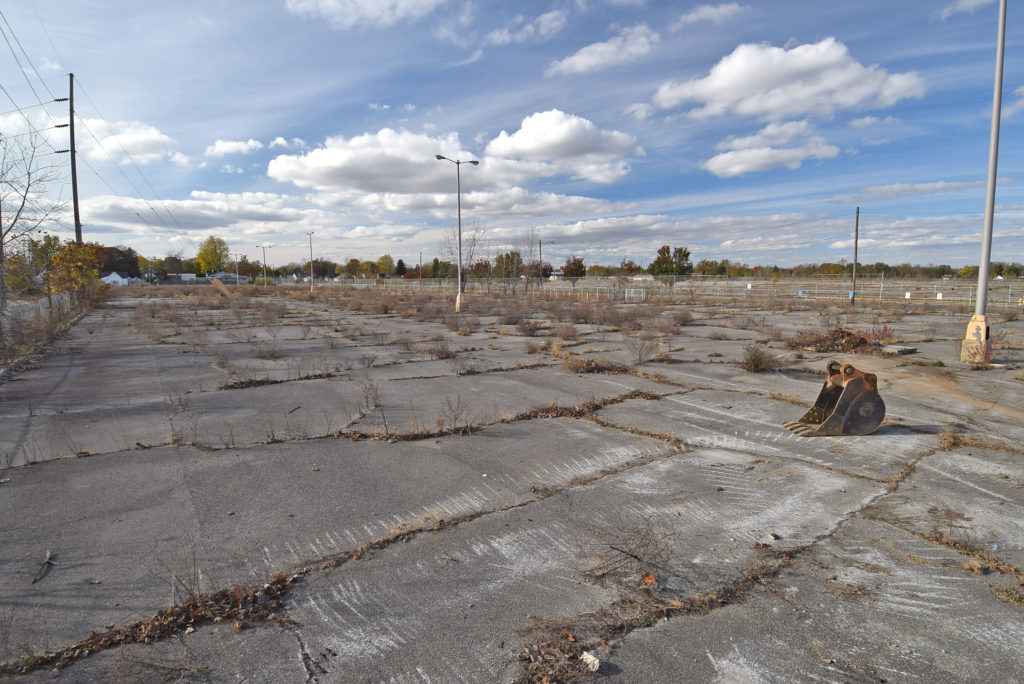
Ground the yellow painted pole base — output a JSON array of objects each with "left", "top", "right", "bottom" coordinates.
[{"left": 960, "top": 314, "right": 991, "bottom": 363}]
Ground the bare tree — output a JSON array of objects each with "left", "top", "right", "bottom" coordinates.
[
  {"left": 1, "top": 131, "right": 65, "bottom": 348},
  {"left": 440, "top": 219, "right": 486, "bottom": 290},
  {"left": 517, "top": 226, "right": 540, "bottom": 292}
]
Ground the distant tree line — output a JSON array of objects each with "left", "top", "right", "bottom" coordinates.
[{"left": 9, "top": 234, "right": 1019, "bottom": 298}]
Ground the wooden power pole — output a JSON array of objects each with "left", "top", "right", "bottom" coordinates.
[{"left": 69, "top": 73, "right": 82, "bottom": 244}]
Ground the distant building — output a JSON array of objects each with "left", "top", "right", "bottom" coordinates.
[
  {"left": 100, "top": 271, "right": 142, "bottom": 286},
  {"left": 208, "top": 271, "right": 251, "bottom": 284}
]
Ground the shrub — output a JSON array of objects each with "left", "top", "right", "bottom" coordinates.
[
  {"left": 623, "top": 332, "right": 660, "bottom": 365},
  {"left": 672, "top": 309, "right": 693, "bottom": 326},
  {"left": 553, "top": 323, "right": 580, "bottom": 341},
  {"left": 423, "top": 341, "right": 453, "bottom": 359},
  {"left": 562, "top": 355, "right": 628, "bottom": 374},
  {"left": 516, "top": 318, "right": 542, "bottom": 337},
  {"left": 740, "top": 343, "right": 778, "bottom": 372}
]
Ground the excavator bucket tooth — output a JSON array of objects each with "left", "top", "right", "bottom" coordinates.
[{"left": 784, "top": 361, "right": 885, "bottom": 437}]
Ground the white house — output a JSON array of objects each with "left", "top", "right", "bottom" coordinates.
[{"left": 100, "top": 271, "right": 133, "bottom": 286}]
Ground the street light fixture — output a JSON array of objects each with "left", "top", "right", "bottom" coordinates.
[{"left": 435, "top": 154, "right": 479, "bottom": 312}]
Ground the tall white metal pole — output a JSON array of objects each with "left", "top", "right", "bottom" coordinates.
[
  {"left": 456, "top": 160, "right": 463, "bottom": 311},
  {"left": 962, "top": 0, "right": 1007, "bottom": 362},
  {"left": 307, "top": 232, "right": 315, "bottom": 293}
]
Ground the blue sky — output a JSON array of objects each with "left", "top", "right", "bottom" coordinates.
[{"left": 2, "top": 0, "right": 1023, "bottom": 269}]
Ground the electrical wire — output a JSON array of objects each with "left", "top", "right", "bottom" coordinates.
[
  {"left": 76, "top": 79, "right": 193, "bottom": 239},
  {"left": 0, "top": 9, "right": 58, "bottom": 101},
  {"left": 29, "top": 0, "right": 64, "bottom": 74},
  {"left": 0, "top": 81, "right": 62, "bottom": 154},
  {"left": 2, "top": 9, "right": 194, "bottom": 252}
]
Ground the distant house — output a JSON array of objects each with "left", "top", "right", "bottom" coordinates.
[
  {"left": 100, "top": 271, "right": 139, "bottom": 286},
  {"left": 208, "top": 271, "right": 251, "bottom": 284}
]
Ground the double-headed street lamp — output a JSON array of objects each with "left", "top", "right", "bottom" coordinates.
[{"left": 435, "top": 154, "right": 479, "bottom": 312}]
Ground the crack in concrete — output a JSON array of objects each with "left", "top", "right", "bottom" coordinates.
[
  {"left": 513, "top": 441, "right": 939, "bottom": 681},
  {"left": 285, "top": 623, "right": 323, "bottom": 683}
]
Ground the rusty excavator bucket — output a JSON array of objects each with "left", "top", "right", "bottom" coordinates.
[{"left": 783, "top": 360, "right": 885, "bottom": 437}]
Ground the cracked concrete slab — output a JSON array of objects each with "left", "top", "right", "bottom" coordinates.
[
  {"left": 602, "top": 515, "right": 1024, "bottom": 682},
  {"left": 1, "top": 290, "right": 1022, "bottom": 681}
]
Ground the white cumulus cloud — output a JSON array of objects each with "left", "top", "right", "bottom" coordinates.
[
  {"left": 485, "top": 109, "right": 642, "bottom": 183},
  {"left": 938, "top": 0, "right": 995, "bottom": 21},
  {"left": 269, "top": 136, "right": 308, "bottom": 148},
  {"left": 849, "top": 115, "right": 898, "bottom": 128},
  {"left": 78, "top": 118, "right": 178, "bottom": 165},
  {"left": 546, "top": 24, "right": 659, "bottom": 77},
  {"left": 702, "top": 141, "right": 839, "bottom": 177},
  {"left": 485, "top": 10, "right": 567, "bottom": 45},
  {"left": 672, "top": 3, "right": 747, "bottom": 29},
  {"left": 267, "top": 128, "right": 472, "bottom": 194},
  {"left": 702, "top": 120, "right": 838, "bottom": 177},
  {"left": 653, "top": 37, "right": 926, "bottom": 121},
  {"left": 714, "top": 120, "right": 815, "bottom": 150},
  {"left": 204, "top": 138, "right": 264, "bottom": 157},
  {"left": 284, "top": 0, "right": 448, "bottom": 30}
]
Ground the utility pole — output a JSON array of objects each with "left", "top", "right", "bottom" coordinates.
[
  {"left": 54, "top": 75, "right": 82, "bottom": 242},
  {"left": 851, "top": 206, "right": 859, "bottom": 306},
  {"left": 307, "top": 232, "right": 315, "bottom": 293},
  {"left": 69, "top": 74, "right": 82, "bottom": 244},
  {"left": 962, "top": 0, "right": 1007, "bottom": 363}
]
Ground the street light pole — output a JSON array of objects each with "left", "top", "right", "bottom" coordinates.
[
  {"left": 234, "top": 254, "right": 240, "bottom": 286},
  {"left": 961, "top": 0, "right": 1007, "bottom": 363},
  {"left": 307, "top": 232, "right": 315, "bottom": 294},
  {"left": 538, "top": 239, "right": 554, "bottom": 294},
  {"left": 261, "top": 245, "right": 268, "bottom": 287},
  {"left": 436, "top": 155, "right": 479, "bottom": 312}
]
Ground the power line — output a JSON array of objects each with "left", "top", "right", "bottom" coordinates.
[
  {"left": 70, "top": 111, "right": 197, "bottom": 251},
  {"left": 0, "top": 81, "right": 62, "bottom": 154},
  {"left": 0, "top": 100, "right": 55, "bottom": 118},
  {"left": 75, "top": 78, "right": 191, "bottom": 239},
  {"left": 2, "top": 9, "right": 192, "bottom": 253},
  {"left": 29, "top": 0, "right": 64, "bottom": 74},
  {"left": 72, "top": 152, "right": 182, "bottom": 252},
  {"left": 0, "top": 9, "right": 58, "bottom": 101}
]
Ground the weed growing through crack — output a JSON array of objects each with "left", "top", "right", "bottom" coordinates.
[
  {"left": 938, "top": 425, "right": 1024, "bottom": 454},
  {"left": 438, "top": 394, "right": 473, "bottom": 432},
  {"left": 584, "top": 515, "right": 673, "bottom": 583},
  {"left": 622, "top": 332, "right": 660, "bottom": 365},
  {"left": 740, "top": 343, "right": 778, "bottom": 372},
  {"left": 359, "top": 379, "right": 382, "bottom": 411}
]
